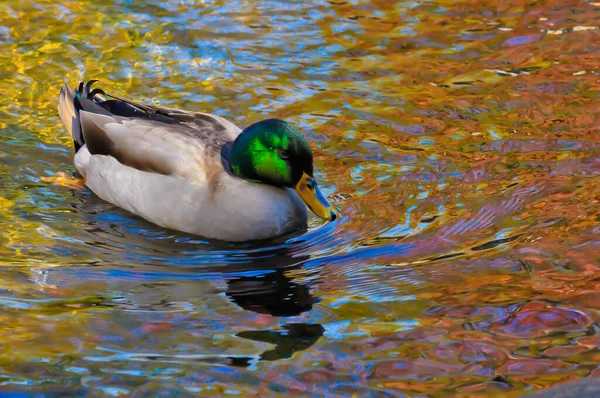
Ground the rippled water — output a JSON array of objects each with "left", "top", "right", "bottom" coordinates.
[{"left": 1, "top": 0, "right": 599, "bottom": 396}]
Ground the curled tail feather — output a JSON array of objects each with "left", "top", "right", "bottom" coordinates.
[{"left": 59, "top": 80, "right": 114, "bottom": 152}]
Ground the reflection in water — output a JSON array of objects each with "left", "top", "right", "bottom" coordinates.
[
  {"left": 32, "top": 242, "right": 325, "bottom": 368},
  {"left": 224, "top": 254, "right": 324, "bottom": 365},
  {"left": 225, "top": 264, "right": 317, "bottom": 317},
  {"left": 1, "top": 0, "right": 600, "bottom": 395},
  {"left": 221, "top": 252, "right": 324, "bottom": 365},
  {"left": 93, "top": 323, "right": 325, "bottom": 370},
  {"left": 237, "top": 324, "right": 325, "bottom": 362}
]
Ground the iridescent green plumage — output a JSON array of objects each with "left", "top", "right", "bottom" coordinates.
[{"left": 229, "top": 119, "right": 313, "bottom": 188}]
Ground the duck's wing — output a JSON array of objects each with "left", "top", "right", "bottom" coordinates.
[
  {"left": 105, "top": 91, "right": 241, "bottom": 138},
  {"left": 58, "top": 81, "right": 241, "bottom": 181}
]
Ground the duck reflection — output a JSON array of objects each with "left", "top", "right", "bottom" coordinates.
[
  {"left": 128, "top": 258, "right": 325, "bottom": 367},
  {"left": 137, "top": 320, "right": 324, "bottom": 368},
  {"left": 37, "top": 191, "right": 326, "bottom": 367},
  {"left": 219, "top": 253, "right": 324, "bottom": 365},
  {"left": 59, "top": 189, "right": 326, "bottom": 366},
  {"left": 237, "top": 323, "right": 325, "bottom": 362},
  {"left": 225, "top": 266, "right": 316, "bottom": 317}
]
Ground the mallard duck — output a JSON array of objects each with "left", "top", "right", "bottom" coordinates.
[{"left": 58, "top": 80, "right": 336, "bottom": 241}]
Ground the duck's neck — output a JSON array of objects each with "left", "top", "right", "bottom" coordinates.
[{"left": 220, "top": 141, "right": 235, "bottom": 174}]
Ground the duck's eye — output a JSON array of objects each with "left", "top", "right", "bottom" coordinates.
[{"left": 278, "top": 149, "right": 289, "bottom": 160}]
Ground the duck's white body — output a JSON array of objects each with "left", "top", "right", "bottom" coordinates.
[
  {"left": 75, "top": 144, "right": 307, "bottom": 241},
  {"left": 59, "top": 83, "right": 307, "bottom": 241}
]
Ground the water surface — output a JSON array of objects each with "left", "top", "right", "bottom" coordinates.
[{"left": 0, "top": 0, "right": 599, "bottom": 396}]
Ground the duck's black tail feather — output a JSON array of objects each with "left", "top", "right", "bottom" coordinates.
[{"left": 58, "top": 80, "right": 109, "bottom": 153}]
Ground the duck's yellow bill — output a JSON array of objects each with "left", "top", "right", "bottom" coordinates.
[{"left": 295, "top": 172, "right": 337, "bottom": 221}]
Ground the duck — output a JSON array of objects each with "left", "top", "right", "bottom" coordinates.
[{"left": 57, "top": 80, "right": 337, "bottom": 241}]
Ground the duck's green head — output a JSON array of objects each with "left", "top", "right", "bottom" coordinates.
[{"left": 229, "top": 118, "right": 336, "bottom": 221}]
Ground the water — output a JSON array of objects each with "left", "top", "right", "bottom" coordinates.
[{"left": 0, "top": 0, "right": 599, "bottom": 395}]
